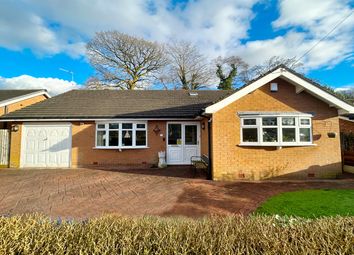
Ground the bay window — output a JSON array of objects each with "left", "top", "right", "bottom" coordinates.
[
  {"left": 96, "top": 121, "right": 147, "bottom": 148},
  {"left": 240, "top": 114, "right": 313, "bottom": 146}
]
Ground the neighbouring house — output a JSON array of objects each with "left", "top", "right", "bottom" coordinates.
[
  {"left": 0, "top": 90, "right": 50, "bottom": 128},
  {"left": 1, "top": 65, "right": 353, "bottom": 180},
  {"left": 0, "top": 89, "right": 50, "bottom": 167}
]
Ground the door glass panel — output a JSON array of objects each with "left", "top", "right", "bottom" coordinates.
[
  {"left": 185, "top": 125, "right": 197, "bottom": 145},
  {"left": 168, "top": 124, "right": 182, "bottom": 145}
]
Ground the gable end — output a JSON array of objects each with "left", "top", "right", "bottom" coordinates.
[{"left": 205, "top": 67, "right": 354, "bottom": 115}]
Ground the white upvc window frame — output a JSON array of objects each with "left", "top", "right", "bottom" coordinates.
[
  {"left": 95, "top": 121, "right": 148, "bottom": 149},
  {"left": 240, "top": 114, "right": 313, "bottom": 147}
]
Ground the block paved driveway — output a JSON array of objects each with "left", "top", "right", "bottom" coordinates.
[{"left": 0, "top": 167, "right": 353, "bottom": 219}]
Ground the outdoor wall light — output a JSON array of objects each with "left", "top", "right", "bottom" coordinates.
[
  {"left": 11, "top": 124, "right": 19, "bottom": 132},
  {"left": 201, "top": 122, "right": 205, "bottom": 130}
]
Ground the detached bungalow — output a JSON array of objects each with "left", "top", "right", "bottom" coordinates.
[{"left": 1, "top": 65, "right": 353, "bottom": 180}]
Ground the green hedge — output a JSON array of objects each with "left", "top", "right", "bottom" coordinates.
[{"left": 0, "top": 214, "right": 353, "bottom": 254}]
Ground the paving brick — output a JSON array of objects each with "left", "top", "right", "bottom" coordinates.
[{"left": 0, "top": 168, "right": 353, "bottom": 218}]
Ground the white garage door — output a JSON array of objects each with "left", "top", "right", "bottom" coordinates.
[{"left": 21, "top": 123, "right": 71, "bottom": 168}]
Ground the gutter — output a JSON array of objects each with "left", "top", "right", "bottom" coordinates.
[
  {"left": 207, "top": 117, "right": 213, "bottom": 180},
  {"left": 202, "top": 112, "right": 213, "bottom": 180}
]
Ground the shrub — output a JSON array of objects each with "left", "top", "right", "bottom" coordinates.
[{"left": 0, "top": 214, "right": 353, "bottom": 254}]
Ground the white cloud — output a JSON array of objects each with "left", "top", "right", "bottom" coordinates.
[
  {"left": 335, "top": 84, "right": 354, "bottom": 92},
  {"left": 0, "top": 1, "right": 85, "bottom": 57},
  {"left": 0, "top": 0, "right": 352, "bottom": 71},
  {"left": 233, "top": 29, "right": 353, "bottom": 70},
  {"left": 273, "top": 0, "right": 353, "bottom": 36},
  {"left": 269, "top": 0, "right": 354, "bottom": 69},
  {"left": 0, "top": 0, "right": 258, "bottom": 58},
  {"left": 0, "top": 75, "right": 81, "bottom": 96}
]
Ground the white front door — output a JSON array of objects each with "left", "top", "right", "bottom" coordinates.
[
  {"left": 21, "top": 123, "right": 71, "bottom": 168},
  {"left": 166, "top": 122, "right": 200, "bottom": 165}
]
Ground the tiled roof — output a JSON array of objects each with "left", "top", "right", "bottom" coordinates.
[
  {"left": 1, "top": 90, "right": 233, "bottom": 119},
  {"left": 0, "top": 90, "right": 46, "bottom": 103}
]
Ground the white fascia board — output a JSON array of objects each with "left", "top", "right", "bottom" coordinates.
[
  {"left": 205, "top": 68, "right": 354, "bottom": 114},
  {"left": 281, "top": 71, "right": 354, "bottom": 113},
  {"left": 205, "top": 69, "right": 282, "bottom": 114},
  {"left": 0, "top": 90, "right": 50, "bottom": 107}
]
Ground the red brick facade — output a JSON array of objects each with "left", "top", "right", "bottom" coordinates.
[
  {"left": 7, "top": 80, "right": 345, "bottom": 180},
  {"left": 211, "top": 78, "right": 342, "bottom": 180}
]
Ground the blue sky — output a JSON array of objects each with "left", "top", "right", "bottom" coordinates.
[{"left": 0, "top": 0, "right": 353, "bottom": 95}]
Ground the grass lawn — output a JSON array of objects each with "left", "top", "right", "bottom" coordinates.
[{"left": 255, "top": 189, "right": 354, "bottom": 218}]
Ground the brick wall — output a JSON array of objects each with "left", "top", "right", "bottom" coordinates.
[
  {"left": 1, "top": 95, "right": 47, "bottom": 116},
  {"left": 9, "top": 122, "right": 22, "bottom": 168},
  {"left": 212, "top": 78, "right": 342, "bottom": 181},
  {"left": 71, "top": 121, "right": 167, "bottom": 167},
  {"left": 9, "top": 120, "right": 206, "bottom": 169}
]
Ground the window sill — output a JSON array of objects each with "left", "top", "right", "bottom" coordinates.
[
  {"left": 93, "top": 146, "right": 149, "bottom": 150},
  {"left": 238, "top": 143, "right": 317, "bottom": 147}
]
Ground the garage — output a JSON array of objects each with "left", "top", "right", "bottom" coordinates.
[{"left": 21, "top": 123, "right": 71, "bottom": 168}]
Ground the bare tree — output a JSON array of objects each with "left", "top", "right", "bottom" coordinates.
[
  {"left": 251, "top": 56, "right": 303, "bottom": 78},
  {"left": 85, "top": 77, "right": 109, "bottom": 90},
  {"left": 163, "top": 41, "right": 214, "bottom": 90},
  {"left": 86, "top": 31, "right": 168, "bottom": 90}
]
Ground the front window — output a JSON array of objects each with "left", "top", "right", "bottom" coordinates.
[
  {"left": 240, "top": 114, "right": 313, "bottom": 146},
  {"left": 242, "top": 128, "right": 258, "bottom": 142},
  {"left": 96, "top": 122, "right": 147, "bottom": 148},
  {"left": 299, "top": 118, "right": 311, "bottom": 142}
]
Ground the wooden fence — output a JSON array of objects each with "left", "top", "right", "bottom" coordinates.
[
  {"left": 340, "top": 132, "right": 354, "bottom": 166},
  {"left": 0, "top": 129, "right": 10, "bottom": 166}
]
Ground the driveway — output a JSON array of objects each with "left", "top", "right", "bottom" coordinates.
[{"left": 0, "top": 167, "right": 353, "bottom": 218}]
